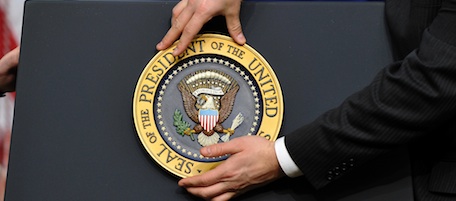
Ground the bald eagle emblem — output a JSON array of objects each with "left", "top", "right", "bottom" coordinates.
[{"left": 175, "top": 70, "right": 244, "bottom": 147}]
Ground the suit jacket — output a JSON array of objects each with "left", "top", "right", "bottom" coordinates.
[{"left": 285, "top": 0, "right": 456, "bottom": 200}]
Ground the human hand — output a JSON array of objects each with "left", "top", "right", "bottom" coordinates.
[
  {"left": 178, "top": 135, "right": 284, "bottom": 201},
  {"left": 156, "top": 0, "right": 246, "bottom": 56},
  {"left": 0, "top": 47, "right": 20, "bottom": 93}
]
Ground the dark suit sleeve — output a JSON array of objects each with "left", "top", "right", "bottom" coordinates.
[{"left": 285, "top": 0, "right": 456, "bottom": 189}]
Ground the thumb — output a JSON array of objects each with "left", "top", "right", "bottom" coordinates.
[
  {"left": 200, "top": 139, "right": 242, "bottom": 157},
  {"left": 225, "top": 13, "right": 246, "bottom": 45}
]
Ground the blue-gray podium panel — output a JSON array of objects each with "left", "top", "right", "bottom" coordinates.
[{"left": 6, "top": 1, "right": 413, "bottom": 200}]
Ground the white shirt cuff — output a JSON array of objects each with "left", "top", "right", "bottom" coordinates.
[{"left": 274, "top": 137, "right": 303, "bottom": 178}]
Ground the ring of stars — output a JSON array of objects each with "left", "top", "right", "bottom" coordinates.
[{"left": 155, "top": 56, "right": 262, "bottom": 160}]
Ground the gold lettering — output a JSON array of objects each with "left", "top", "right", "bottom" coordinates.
[
  {"left": 227, "top": 44, "right": 245, "bottom": 59},
  {"left": 145, "top": 73, "right": 159, "bottom": 84},
  {"left": 141, "top": 109, "right": 151, "bottom": 129},
  {"left": 265, "top": 106, "right": 278, "bottom": 117}
]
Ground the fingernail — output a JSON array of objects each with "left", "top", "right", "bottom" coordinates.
[
  {"left": 172, "top": 47, "right": 179, "bottom": 56},
  {"left": 202, "top": 147, "right": 211, "bottom": 156}
]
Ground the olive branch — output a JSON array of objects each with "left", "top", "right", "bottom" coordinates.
[{"left": 173, "top": 109, "right": 195, "bottom": 141}]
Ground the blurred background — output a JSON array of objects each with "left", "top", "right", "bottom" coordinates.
[{"left": 0, "top": 0, "right": 24, "bottom": 200}]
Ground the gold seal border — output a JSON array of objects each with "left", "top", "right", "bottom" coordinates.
[{"left": 133, "top": 34, "right": 284, "bottom": 178}]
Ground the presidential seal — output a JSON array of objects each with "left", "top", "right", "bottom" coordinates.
[{"left": 133, "top": 34, "right": 283, "bottom": 178}]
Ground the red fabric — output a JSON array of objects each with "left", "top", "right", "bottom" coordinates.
[{"left": 0, "top": 8, "right": 18, "bottom": 55}]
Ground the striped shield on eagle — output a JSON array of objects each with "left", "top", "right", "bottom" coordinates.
[{"left": 199, "top": 109, "right": 219, "bottom": 132}]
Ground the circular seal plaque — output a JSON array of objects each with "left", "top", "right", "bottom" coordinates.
[{"left": 133, "top": 34, "right": 283, "bottom": 178}]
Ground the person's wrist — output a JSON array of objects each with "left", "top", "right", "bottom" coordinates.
[{"left": 275, "top": 137, "right": 304, "bottom": 178}]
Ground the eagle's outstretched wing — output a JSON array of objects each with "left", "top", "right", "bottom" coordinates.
[
  {"left": 178, "top": 84, "right": 199, "bottom": 123},
  {"left": 218, "top": 85, "right": 239, "bottom": 123}
]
